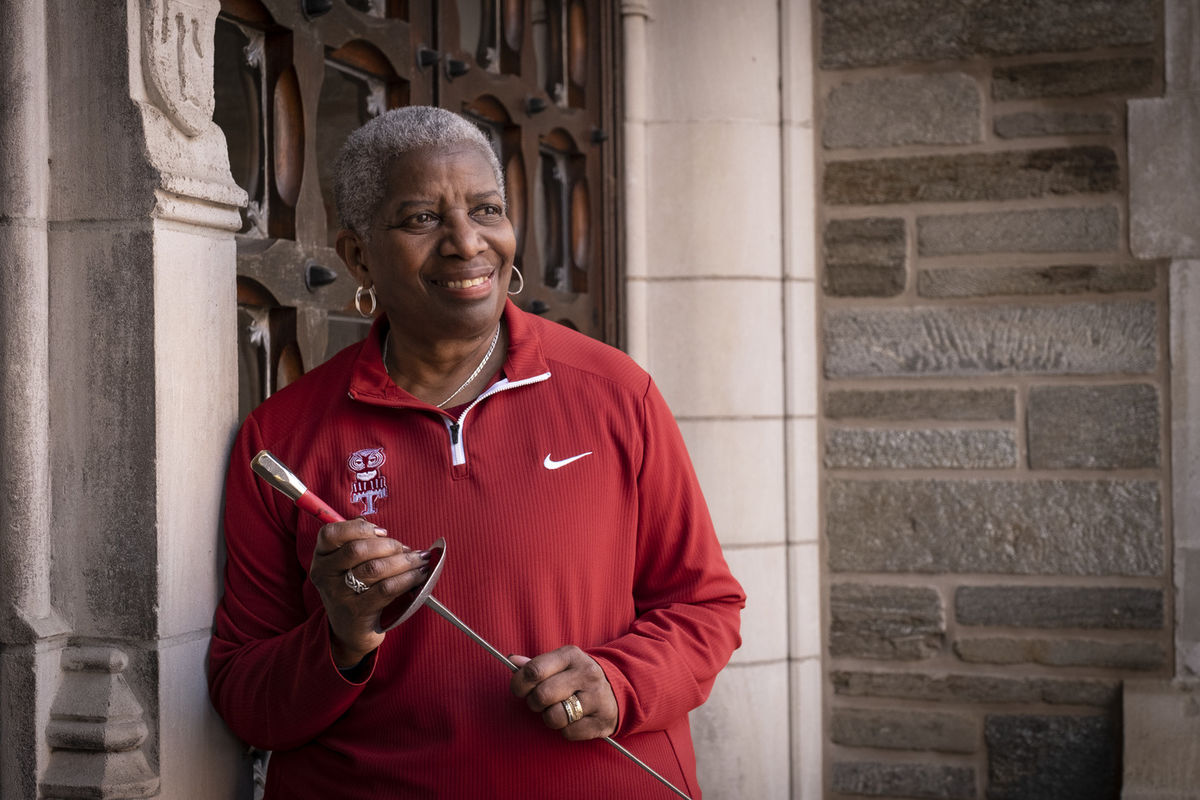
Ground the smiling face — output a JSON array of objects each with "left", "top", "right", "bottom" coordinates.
[{"left": 338, "top": 142, "right": 516, "bottom": 345}]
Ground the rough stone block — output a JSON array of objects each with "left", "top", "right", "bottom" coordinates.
[
  {"left": 831, "top": 708, "right": 977, "bottom": 753},
  {"left": 1164, "top": 0, "right": 1200, "bottom": 91},
  {"left": 820, "top": 0, "right": 963, "bottom": 68},
  {"left": 954, "top": 637, "right": 1166, "bottom": 670},
  {"left": 824, "top": 388, "right": 1016, "bottom": 421},
  {"left": 831, "top": 761, "right": 975, "bottom": 799},
  {"left": 955, "top": 586, "right": 1164, "bottom": 629},
  {"left": 824, "top": 302, "right": 1156, "bottom": 378},
  {"left": 819, "top": 0, "right": 1155, "bottom": 69},
  {"left": 1028, "top": 383, "right": 1160, "bottom": 469},
  {"left": 831, "top": 670, "right": 1120, "bottom": 706},
  {"left": 994, "top": 110, "right": 1116, "bottom": 139},
  {"left": 993, "top": 58, "right": 1156, "bottom": 100},
  {"left": 917, "top": 207, "right": 1120, "bottom": 255},
  {"left": 917, "top": 263, "right": 1157, "bottom": 298},
  {"left": 825, "top": 428, "right": 1017, "bottom": 469},
  {"left": 827, "top": 479, "right": 1163, "bottom": 576},
  {"left": 985, "top": 714, "right": 1119, "bottom": 799},
  {"left": 822, "top": 217, "right": 906, "bottom": 297},
  {"left": 825, "top": 147, "right": 1118, "bottom": 206},
  {"left": 823, "top": 74, "right": 981, "bottom": 149},
  {"left": 829, "top": 583, "right": 944, "bottom": 660}
]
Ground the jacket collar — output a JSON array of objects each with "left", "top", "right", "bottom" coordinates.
[{"left": 346, "top": 299, "right": 550, "bottom": 409}]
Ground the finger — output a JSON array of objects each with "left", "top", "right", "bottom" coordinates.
[
  {"left": 540, "top": 691, "right": 584, "bottom": 730},
  {"left": 547, "top": 685, "right": 618, "bottom": 740},
  {"left": 523, "top": 669, "right": 582, "bottom": 715},
  {"left": 508, "top": 656, "right": 532, "bottom": 697},
  {"left": 313, "top": 536, "right": 410, "bottom": 583},
  {"left": 509, "top": 648, "right": 572, "bottom": 699},
  {"left": 314, "top": 517, "right": 387, "bottom": 555},
  {"left": 551, "top": 693, "right": 582, "bottom": 727},
  {"left": 363, "top": 558, "right": 435, "bottom": 601},
  {"left": 340, "top": 552, "right": 434, "bottom": 607},
  {"left": 350, "top": 547, "right": 431, "bottom": 586},
  {"left": 558, "top": 712, "right": 614, "bottom": 742},
  {"left": 507, "top": 654, "right": 531, "bottom": 685}
]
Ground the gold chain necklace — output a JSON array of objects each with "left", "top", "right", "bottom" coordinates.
[{"left": 382, "top": 324, "right": 502, "bottom": 409}]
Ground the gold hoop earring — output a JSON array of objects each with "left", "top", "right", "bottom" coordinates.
[
  {"left": 507, "top": 265, "right": 524, "bottom": 296},
  {"left": 355, "top": 285, "right": 377, "bottom": 317}
]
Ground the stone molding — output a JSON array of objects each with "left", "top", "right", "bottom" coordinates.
[{"left": 40, "top": 646, "right": 159, "bottom": 800}]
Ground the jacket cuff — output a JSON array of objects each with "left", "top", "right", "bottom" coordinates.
[{"left": 326, "top": 623, "right": 380, "bottom": 686}]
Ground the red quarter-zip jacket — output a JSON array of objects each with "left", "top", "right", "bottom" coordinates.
[{"left": 208, "top": 300, "right": 745, "bottom": 798}]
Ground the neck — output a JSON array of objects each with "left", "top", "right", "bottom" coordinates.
[{"left": 382, "top": 321, "right": 506, "bottom": 408}]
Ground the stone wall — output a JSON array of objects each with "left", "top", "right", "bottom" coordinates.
[{"left": 815, "top": 1, "right": 1168, "bottom": 797}]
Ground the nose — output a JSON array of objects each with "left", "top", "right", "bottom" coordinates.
[{"left": 439, "top": 211, "right": 487, "bottom": 259}]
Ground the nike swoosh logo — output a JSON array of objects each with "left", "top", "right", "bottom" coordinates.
[{"left": 544, "top": 452, "right": 593, "bottom": 470}]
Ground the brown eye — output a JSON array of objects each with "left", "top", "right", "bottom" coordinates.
[
  {"left": 404, "top": 212, "right": 438, "bottom": 228},
  {"left": 472, "top": 204, "right": 503, "bottom": 220}
]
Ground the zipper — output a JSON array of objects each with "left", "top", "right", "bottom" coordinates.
[{"left": 443, "top": 372, "right": 550, "bottom": 467}]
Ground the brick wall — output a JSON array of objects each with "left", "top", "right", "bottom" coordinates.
[{"left": 815, "top": 1, "right": 1168, "bottom": 797}]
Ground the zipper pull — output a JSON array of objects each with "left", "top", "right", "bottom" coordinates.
[{"left": 450, "top": 422, "right": 460, "bottom": 445}]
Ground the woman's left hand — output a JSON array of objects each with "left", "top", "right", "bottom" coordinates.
[{"left": 509, "top": 646, "right": 618, "bottom": 741}]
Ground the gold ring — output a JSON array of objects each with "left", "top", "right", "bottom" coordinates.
[
  {"left": 561, "top": 693, "right": 583, "bottom": 724},
  {"left": 344, "top": 569, "right": 369, "bottom": 594}
]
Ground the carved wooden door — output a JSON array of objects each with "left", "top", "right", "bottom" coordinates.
[{"left": 214, "top": 0, "right": 619, "bottom": 420}]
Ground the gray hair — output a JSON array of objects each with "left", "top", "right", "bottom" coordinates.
[{"left": 333, "top": 105, "right": 505, "bottom": 239}]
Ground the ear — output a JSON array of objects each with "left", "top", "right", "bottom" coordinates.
[{"left": 336, "top": 229, "right": 371, "bottom": 287}]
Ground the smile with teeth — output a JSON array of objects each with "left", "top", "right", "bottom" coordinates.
[{"left": 434, "top": 274, "right": 491, "bottom": 289}]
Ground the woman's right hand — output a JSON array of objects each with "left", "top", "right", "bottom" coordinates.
[{"left": 308, "top": 518, "right": 432, "bottom": 668}]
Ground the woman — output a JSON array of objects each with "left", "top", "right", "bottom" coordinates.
[{"left": 208, "top": 105, "right": 745, "bottom": 799}]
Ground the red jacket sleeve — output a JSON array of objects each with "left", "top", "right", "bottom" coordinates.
[
  {"left": 206, "top": 415, "right": 377, "bottom": 751},
  {"left": 586, "top": 379, "right": 745, "bottom": 736}
]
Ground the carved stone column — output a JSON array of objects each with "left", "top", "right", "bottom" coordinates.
[
  {"left": 24, "top": 0, "right": 246, "bottom": 796},
  {"left": 0, "top": 2, "right": 72, "bottom": 797}
]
